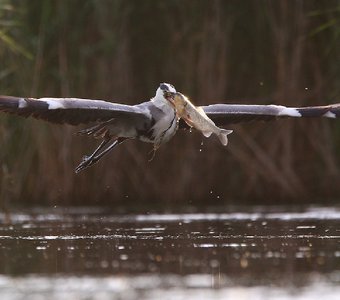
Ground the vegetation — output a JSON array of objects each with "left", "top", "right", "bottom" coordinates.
[{"left": 0, "top": 0, "right": 339, "bottom": 208}]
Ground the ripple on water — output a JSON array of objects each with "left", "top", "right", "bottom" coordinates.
[
  {"left": 0, "top": 274, "right": 339, "bottom": 300},
  {"left": 0, "top": 206, "right": 339, "bottom": 294}
]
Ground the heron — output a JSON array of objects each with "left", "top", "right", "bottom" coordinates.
[{"left": 0, "top": 83, "right": 339, "bottom": 172}]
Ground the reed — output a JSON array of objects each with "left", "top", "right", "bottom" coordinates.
[{"left": 0, "top": 0, "right": 339, "bottom": 207}]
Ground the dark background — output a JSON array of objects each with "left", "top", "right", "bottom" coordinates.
[{"left": 0, "top": 0, "right": 339, "bottom": 208}]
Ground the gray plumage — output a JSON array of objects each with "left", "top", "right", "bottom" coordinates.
[
  {"left": 1, "top": 86, "right": 340, "bottom": 172},
  {"left": 200, "top": 103, "right": 340, "bottom": 127},
  {"left": 0, "top": 83, "right": 178, "bottom": 172}
]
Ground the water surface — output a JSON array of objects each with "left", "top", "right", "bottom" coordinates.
[{"left": 0, "top": 206, "right": 339, "bottom": 299}]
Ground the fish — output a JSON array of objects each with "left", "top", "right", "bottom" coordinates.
[{"left": 171, "top": 92, "right": 233, "bottom": 146}]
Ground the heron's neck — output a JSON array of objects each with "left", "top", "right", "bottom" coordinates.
[{"left": 151, "top": 95, "right": 172, "bottom": 111}]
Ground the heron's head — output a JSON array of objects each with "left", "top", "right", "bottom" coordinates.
[{"left": 155, "top": 83, "right": 176, "bottom": 103}]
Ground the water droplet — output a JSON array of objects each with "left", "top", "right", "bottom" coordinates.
[
  {"left": 100, "top": 260, "right": 109, "bottom": 268},
  {"left": 36, "top": 246, "right": 47, "bottom": 250},
  {"left": 210, "top": 259, "right": 220, "bottom": 268},
  {"left": 155, "top": 255, "right": 162, "bottom": 262},
  {"left": 240, "top": 257, "right": 248, "bottom": 268},
  {"left": 119, "top": 254, "right": 128, "bottom": 260}
]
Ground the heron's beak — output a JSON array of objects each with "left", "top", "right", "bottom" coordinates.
[{"left": 164, "top": 92, "right": 176, "bottom": 107}]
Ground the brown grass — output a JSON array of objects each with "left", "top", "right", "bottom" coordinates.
[{"left": 0, "top": 0, "right": 340, "bottom": 207}]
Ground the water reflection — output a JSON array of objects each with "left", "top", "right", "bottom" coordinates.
[
  {"left": 0, "top": 274, "right": 339, "bottom": 300},
  {"left": 0, "top": 206, "right": 339, "bottom": 298}
]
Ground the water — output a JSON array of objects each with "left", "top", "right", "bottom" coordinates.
[{"left": 0, "top": 206, "right": 339, "bottom": 299}]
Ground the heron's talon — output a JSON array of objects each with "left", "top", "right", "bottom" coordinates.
[
  {"left": 82, "top": 155, "right": 90, "bottom": 162},
  {"left": 75, "top": 160, "right": 92, "bottom": 173}
]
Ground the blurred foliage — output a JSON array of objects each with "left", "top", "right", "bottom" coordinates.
[{"left": 0, "top": 0, "right": 340, "bottom": 208}]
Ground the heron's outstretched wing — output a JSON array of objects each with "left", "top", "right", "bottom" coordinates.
[
  {"left": 0, "top": 96, "right": 150, "bottom": 125},
  {"left": 200, "top": 103, "right": 340, "bottom": 127}
]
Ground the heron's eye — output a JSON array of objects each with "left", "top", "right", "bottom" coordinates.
[{"left": 160, "top": 83, "right": 168, "bottom": 91}]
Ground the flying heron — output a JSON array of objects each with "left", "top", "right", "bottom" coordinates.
[{"left": 0, "top": 83, "right": 339, "bottom": 172}]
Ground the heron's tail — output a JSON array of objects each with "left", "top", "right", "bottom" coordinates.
[{"left": 218, "top": 129, "right": 233, "bottom": 146}]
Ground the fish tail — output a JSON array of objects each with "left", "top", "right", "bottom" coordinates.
[
  {"left": 202, "top": 130, "right": 213, "bottom": 138},
  {"left": 218, "top": 129, "right": 233, "bottom": 146}
]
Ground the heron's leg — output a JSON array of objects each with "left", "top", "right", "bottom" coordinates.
[
  {"left": 75, "top": 138, "right": 112, "bottom": 173},
  {"left": 75, "top": 138, "right": 126, "bottom": 173},
  {"left": 76, "top": 124, "right": 105, "bottom": 136},
  {"left": 85, "top": 138, "right": 112, "bottom": 161},
  {"left": 148, "top": 143, "right": 160, "bottom": 162},
  {"left": 76, "top": 119, "right": 112, "bottom": 137},
  {"left": 87, "top": 138, "right": 126, "bottom": 165}
]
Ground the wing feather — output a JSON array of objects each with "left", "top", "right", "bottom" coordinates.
[
  {"left": 0, "top": 96, "right": 150, "bottom": 125},
  {"left": 200, "top": 103, "right": 340, "bottom": 127}
]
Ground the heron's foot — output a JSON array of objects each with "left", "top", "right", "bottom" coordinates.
[
  {"left": 76, "top": 124, "right": 107, "bottom": 137},
  {"left": 148, "top": 145, "right": 160, "bottom": 162},
  {"left": 76, "top": 120, "right": 112, "bottom": 137},
  {"left": 148, "top": 150, "right": 155, "bottom": 162},
  {"left": 75, "top": 138, "right": 126, "bottom": 173},
  {"left": 75, "top": 156, "right": 95, "bottom": 173},
  {"left": 82, "top": 155, "right": 90, "bottom": 161},
  {"left": 76, "top": 127, "right": 97, "bottom": 136}
]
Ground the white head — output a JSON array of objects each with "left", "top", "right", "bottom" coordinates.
[{"left": 154, "top": 83, "right": 176, "bottom": 104}]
